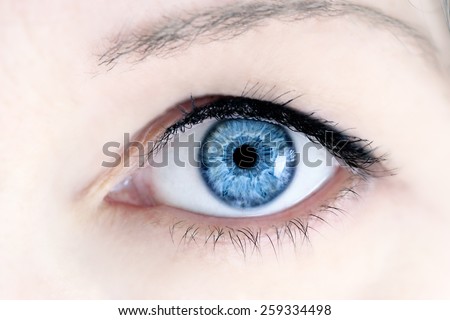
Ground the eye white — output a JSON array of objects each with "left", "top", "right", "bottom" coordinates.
[{"left": 145, "top": 119, "right": 338, "bottom": 218}]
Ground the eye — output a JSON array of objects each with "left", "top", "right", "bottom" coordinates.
[
  {"left": 114, "top": 118, "right": 336, "bottom": 217},
  {"left": 106, "top": 96, "right": 382, "bottom": 221}
]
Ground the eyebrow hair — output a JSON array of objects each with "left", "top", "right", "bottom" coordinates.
[{"left": 99, "top": 0, "right": 434, "bottom": 67}]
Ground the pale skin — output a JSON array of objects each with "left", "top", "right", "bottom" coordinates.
[{"left": 0, "top": 0, "right": 449, "bottom": 299}]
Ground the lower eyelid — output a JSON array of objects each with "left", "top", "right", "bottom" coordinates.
[{"left": 103, "top": 166, "right": 364, "bottom": 254}]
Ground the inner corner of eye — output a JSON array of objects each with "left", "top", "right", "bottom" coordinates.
[{"left": 105, "top": 96, "right": 345, "bottom": 220}]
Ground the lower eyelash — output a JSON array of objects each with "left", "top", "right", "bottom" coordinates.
[{"left": 167, "top": 178, "right": 363, "bottom": 258}]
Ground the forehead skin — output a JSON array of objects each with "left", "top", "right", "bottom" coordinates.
[{"left": 0, "top": 0, "right": 449, "bottom": 298}]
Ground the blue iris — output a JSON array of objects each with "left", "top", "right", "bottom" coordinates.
[{"left": 200, "top": 119, "right": 297, "bottom": 208}]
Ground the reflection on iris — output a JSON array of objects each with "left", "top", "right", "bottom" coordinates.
[{"left": 200, "top": 119, "right": 297, "bottom": 208}]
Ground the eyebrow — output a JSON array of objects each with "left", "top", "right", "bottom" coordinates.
[{"left": 99, "top": 0, "right": 434, "bottom": 67}]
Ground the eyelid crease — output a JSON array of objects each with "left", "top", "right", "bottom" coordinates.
[{"left": 146, "top": 95, "right": 387, "bottom": 178}]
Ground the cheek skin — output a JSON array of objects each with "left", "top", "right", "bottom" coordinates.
[{"left": 62, "top": 171, "right": 450, "bottom": 299}]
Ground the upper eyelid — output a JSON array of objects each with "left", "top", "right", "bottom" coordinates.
[
  {"left": 87, "top": 92, "right": 388, "bottom": 200},
  {"left": 98, "top": 0, "right": 435, "bottom": 67}
]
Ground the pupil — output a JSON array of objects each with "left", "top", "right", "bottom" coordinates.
[{"left": 233, "top": 144, "right": 258, "bottom": 169}]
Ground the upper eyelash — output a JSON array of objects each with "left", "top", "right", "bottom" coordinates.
[{"left": 148, "top": 95, "right": 386, "bottom": 177}]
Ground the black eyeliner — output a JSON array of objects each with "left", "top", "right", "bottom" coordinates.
[{"left": 150, "top": 96, "right": 385, "bottom": 177}]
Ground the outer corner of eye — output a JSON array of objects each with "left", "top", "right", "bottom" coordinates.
[{"left": 105, "top": 100, "right": 344, "bottom": 220}]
